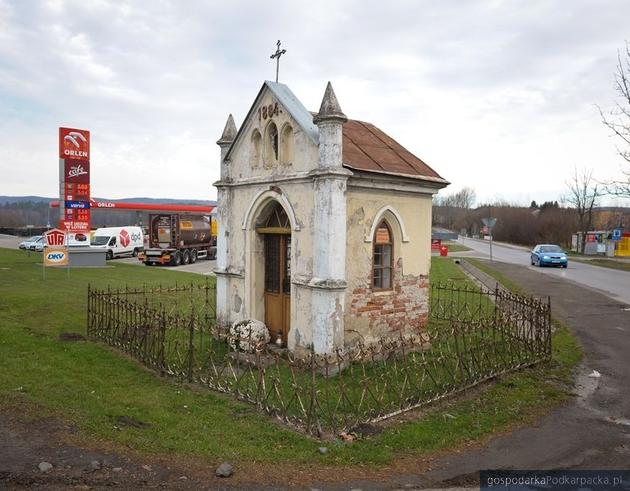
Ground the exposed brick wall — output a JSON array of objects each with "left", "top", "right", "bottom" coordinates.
[{"left": 348, "top": 258, "right": 429, "bottom": 340}]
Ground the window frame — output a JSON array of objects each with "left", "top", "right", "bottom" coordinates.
[
  {"left": 251, "top": 129, "right": 262, "bottom": 167},
  {"left": 372, "top": 220, "right": 394, "bottom": 291},
  {"left": 280, "top": 123, "right": 293, "bottom": 166}
]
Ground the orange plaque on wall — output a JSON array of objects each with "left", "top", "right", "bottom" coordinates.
[{"left": 375, "top": 226, "right": 391, "bottom": 244}]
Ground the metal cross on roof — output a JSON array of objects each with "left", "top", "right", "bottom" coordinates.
[{"left": 270, "top": 40, "right": 287, "bottom": 83}]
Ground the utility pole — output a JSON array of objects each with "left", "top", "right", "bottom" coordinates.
[
  {"left": 481, "top": 211, "right": 497, "bottom": 262},
  {"left": 489, "top": 206, "right": 493, "bottom": 262}
]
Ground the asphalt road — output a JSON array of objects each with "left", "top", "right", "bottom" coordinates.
[
  {"left": 456, "top": 237, "right": 630, "bottom": 306},
  {"left": 115, "top": 255, "right": 216, "bottom": 275}
]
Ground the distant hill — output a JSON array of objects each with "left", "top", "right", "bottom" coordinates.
[
  {"left": 0, "top": 196, "right": 216, "bottom": 206},
  {"left": 0, "top": 196, "right": 217, "bottom": 229},
  {"left": 111, "top": 197, "right": 216, "bottom": 205},
  {"left": 0, "top": 196, "right": 55, "bottom": 205}
]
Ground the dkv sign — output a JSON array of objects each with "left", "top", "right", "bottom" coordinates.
[{"left": 44, "top": 249, "right": 69, "bottom": 266}]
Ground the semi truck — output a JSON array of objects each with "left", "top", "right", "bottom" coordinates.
[{"left": 139, "top": 213, "right": 216, "bottom": 266}]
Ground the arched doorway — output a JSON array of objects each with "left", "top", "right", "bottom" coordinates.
[{"left": 256, "top": 202, "right": 291, "bottom": 346}]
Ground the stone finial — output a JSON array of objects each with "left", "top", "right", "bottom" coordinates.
[
  {"left": 216, "top": 114, "right": 237, "bottom": 146},
  {"left": 313, "top": 82, "right": 347, "bottom": 124}
]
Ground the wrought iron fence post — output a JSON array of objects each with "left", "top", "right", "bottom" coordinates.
[
  {"left": 307, "top": 346, "right": 316, "bottom": 436},
  {"left": 546, "top": 296, "right": 552, "bottom": 359},
  {"left": 159, "top": 305, "right": 166, "bottom": 376},
  {"left": 187, "top": 313, "right": 195, "bottom": 383},
  {"left": 86, "top": 284, "right": 92, "bottom": 337},
  {"left": 493, "top": 283, "right": 499, "bottom": 328}
]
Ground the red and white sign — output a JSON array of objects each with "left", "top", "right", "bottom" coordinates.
[
  {"left": 431, "top": 239, "right": 442, "bottom": 252},
  {"left": 59, "top": 128, "right": 90, "bottom": 160},
  {"left": 64, "top": 159, "right": 90, "bottom": 184},
  {"left": 59, "top": 127, "right": 91, "bottom": 233},
  {"left": 61, "top": 220, "right": 90, "bottom": 232},
  {"left": 45, "top": 228, "right": 67, "bottom": 247},
  {"left": 119, "top": 229, "right": 130, "bottom": 247}
]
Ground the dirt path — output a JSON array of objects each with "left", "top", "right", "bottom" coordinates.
[{"left": 0, "top": 407, "right": 213, "bottom": 490}]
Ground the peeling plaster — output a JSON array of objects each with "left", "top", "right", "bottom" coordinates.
[{"left": 233, "top": 289, "right": 242, "bottom": 313}]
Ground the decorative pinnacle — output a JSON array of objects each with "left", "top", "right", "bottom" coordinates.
[
  {"left": 217, "top": 114, "right": 237, "bottom": 146},
  {"left": 313, "top": 82, "right": 347, "bottom": 124}
]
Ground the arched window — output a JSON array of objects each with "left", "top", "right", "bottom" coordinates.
[
  {"left": 264, "top": 122, "right": 279, "bottom": 166},
  {"left": 373, "top": 220, "right": 393, "bottom": 290},
  {"left": 251, "top": 129, "right": 262, "bottom": 167},
  {"left": 280, "top": 124, "right": 293, "bottom": 165},
  {"left": 265, "top": 203, "right": 290, "bottom": 229}
]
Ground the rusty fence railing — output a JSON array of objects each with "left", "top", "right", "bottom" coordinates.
[{"left": 87, "top": 280, "right": 551, "bottom": 437}]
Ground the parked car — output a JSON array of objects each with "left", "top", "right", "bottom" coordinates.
[
  {"left": 19, "top": 235, "right": 43, "bottom": 250},
  {"left": 530, "top": 244, "right": 568, "bottom": 268},
  {"left": 28, "top": 236, "right": 46, "bottom": 252}
]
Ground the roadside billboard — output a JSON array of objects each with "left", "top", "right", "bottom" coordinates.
[
  {"left": 59, "top": 128, "right": 90, "bottom": 160},
  {"left": 44, "top": 247, "right": 69, "bottom": 267},
  {"left": 43, "top": 229, "right": 69, "bottom": 270},
  {"left": 59, "top": 128, "right": 91, "bottom": 232},
  {"left": 44, "top": 228, "right": 67, "bottom": 247}
]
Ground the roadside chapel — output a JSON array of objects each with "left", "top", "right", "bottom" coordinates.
[{"left": 214, "top": 81, "right": 449, "bottom": 354}]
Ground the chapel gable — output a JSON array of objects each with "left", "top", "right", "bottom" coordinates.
[{"left": 223, "top": 82, "right": 320, "bottom": 181}]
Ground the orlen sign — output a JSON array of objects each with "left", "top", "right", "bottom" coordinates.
[{"left": 59, "top": 128, "right": 90, "bottom": 160}]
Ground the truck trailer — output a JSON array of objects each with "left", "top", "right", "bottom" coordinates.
[{"left": 139, "top": 213, "right": 216, "bottom": 266}]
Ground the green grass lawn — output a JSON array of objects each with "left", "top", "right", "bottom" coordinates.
[
  {"left": 568, "top": 256, "right": 630, "bottom": 272},
  {"left": 0, "top": 250, "right": 580, "bottom": 467},
  {"left": 466, "top": 258, "right": 526, "bottom": 295},
  {"left": 442, "top": 241, "right": 472, "bottom": 253}
]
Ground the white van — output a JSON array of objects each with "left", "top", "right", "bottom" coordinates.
[{"left": 90, "top": 226, "right": 144, "bottom": 260}]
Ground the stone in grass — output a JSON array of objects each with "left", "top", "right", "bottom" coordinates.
[
  {"left": 38, "top": 462, "right": 53, "bottom": 472},
  {"left": 318, "top": 447, "right": 328, "bottom": 455},
  {"left": 215, "top": 462, "right": 234, "bottom": 478},
  {"left": 58, "top": 332, "right": 86, "bottom": 342}
]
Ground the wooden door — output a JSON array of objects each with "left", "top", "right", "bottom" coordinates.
[{"left": 264, "top": 234, "right": 291, "bottom": 346}]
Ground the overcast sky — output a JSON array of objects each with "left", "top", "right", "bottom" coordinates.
[{"left": 1, "top": 0, "right": 630, "bottom": 206}]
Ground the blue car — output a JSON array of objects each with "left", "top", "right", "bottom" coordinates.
[{"left": 530, "top": 244, "right": 568, "bottom": 268}]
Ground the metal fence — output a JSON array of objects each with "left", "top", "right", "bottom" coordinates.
[{"left": 87, "top": 280, "right": 551, "bottom": 437}]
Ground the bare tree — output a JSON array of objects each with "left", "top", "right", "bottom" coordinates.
[
  {"left": 432, "top": 187, "right": 476, "bottom": 231},
  {"left": 600, "top": 42, "right": 630, "bottom": 197},
  {"left": 451, "top": 187, "right": 476, "bottom": 209},
  {"left": 565, "top": 168, "right": 602, "bottom": 253}
]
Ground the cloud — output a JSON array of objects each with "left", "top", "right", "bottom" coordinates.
[{"left": 0, "top": 0, "right": 629, "bottom": 206}]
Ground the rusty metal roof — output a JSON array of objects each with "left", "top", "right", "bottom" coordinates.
[{"left": 342, "top": 119, "right": 447, "bottom": 184}]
